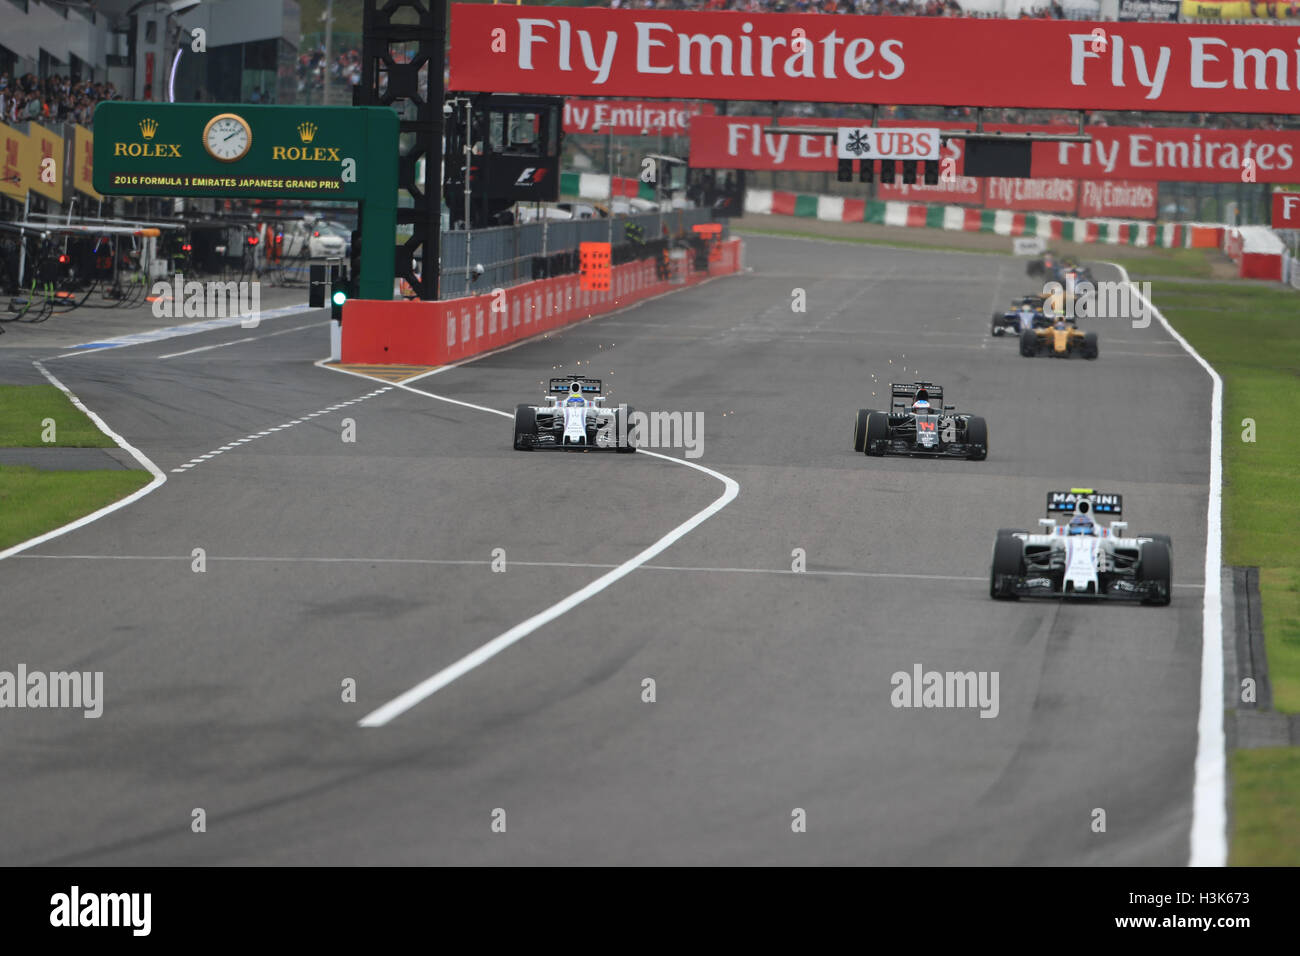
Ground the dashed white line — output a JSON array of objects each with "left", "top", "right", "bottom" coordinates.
[{"left": 168, "top": 386, "right": 392, "bottom": 473}]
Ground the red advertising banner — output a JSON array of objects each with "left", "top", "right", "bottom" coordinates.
[
  {"left": 986, "top": 177, "right": 1078, "bottom": 213},
  {"left": 451, "top": 5, "right": 1300, "bottom": 113},
  {"left": 876, "top": 178, "right": 984, "bottom": 205},
  {"left": 690, "top": 115, "right": 1300, "bottom": 184},
  {"left": 563, "top": 99, "right": 713, "bottom": 135},
  {"left": 1271, "top": 190, "right": 1300, "bottom": 228},
  {"left": 1078, "top": 179, "right": 1159, "bottom": 218},
  {"left": 690, "top": 116, "right": 838, "bottom": 171},
  {"left": 1032, "top": 126, "right": 1300, "bottom": 183}
]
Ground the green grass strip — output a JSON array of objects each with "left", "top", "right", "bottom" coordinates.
[
  {"left": 0, "top": 465, "right": 152, "bottom": 551},
  {"left": 0, "top": 385, "right": 116, "bottom": 448}
]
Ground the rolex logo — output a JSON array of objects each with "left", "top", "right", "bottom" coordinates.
[
  {"left": 139, "top": 118, "right": 158, "bottom": 140},
  {"left": 297, "top": 122, "right": 318, "bottom": 143}
]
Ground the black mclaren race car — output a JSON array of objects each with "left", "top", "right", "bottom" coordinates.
[
  {"left": 854, "top": 382, "right": 988, "bottom": 461},
  {"left": 513, "top": 377, "right": 637, "bottom": 452}
]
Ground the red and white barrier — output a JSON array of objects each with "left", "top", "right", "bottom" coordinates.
[
  {"left": 342, "top": 239, "right": 742, "bottom": 366},
  {"left": 1224, "top": 226, "right": 1285, "bottom": 281}
]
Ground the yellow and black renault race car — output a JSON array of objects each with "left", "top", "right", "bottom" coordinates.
[{"left": 1019, "top": 315, "right": 1098, "bottom": 359}]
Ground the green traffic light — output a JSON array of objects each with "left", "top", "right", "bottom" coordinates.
[{"left": 332, "top": 290, "right": 347, "bottom": 306}]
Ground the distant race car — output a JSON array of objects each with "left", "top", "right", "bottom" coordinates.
[
  {"left": 1058, "top": 263, "right": 1095, "bottom": 288},
  {"left": 1020, "top": 315, "right": 1098, "bottom": 359},
  {"left": 992, "top": 295, "right": 1050, "bottom": 337},
  {"left": 989, "top": 489, "right": 1172, "bottom": 605},
  {"left": 854, "top": 382, "right": 988, "bottom": 461},
  {"left": 513, "top": 377, "right": 636, "bottom": 452},
  {"left": 1026, "top": 250, "right": 1058, "bottom": 277}
]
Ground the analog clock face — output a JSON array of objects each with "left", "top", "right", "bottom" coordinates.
[{"left": 204, "top": 114, "right": 252, "bottom": 162}]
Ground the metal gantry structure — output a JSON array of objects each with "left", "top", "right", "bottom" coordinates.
[{"left": 356, "top": 0, "right": 446, "bottom": 301}]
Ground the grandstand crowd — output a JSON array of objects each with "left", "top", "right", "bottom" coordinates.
[{"left": 0, "top": 73, "right": 118, "bottom": 128}]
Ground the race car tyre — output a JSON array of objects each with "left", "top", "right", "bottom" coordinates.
[
  {"left": 991, "top": 313, "right": 1004, "bottom": 337},
  {"left": 615, "top": 405, "right": 637, "bottom": 453},
  {"left": 1138, "top": 533, "right": 1172, "bottom": 551},
  {"left": 853, "top": 409, "right": 871, "bottom": 452},
  {"left": 1138, "top": 533, "right": 1172, "bottom": 584},
  {"left": 1020, "top": 329, "right": 1038, "bottom": 357},
  {"left": 1027, "top": 260, "right": 1042, "bottom": 276},
  {"left": 513, "top": 404, "right": 537, "bottom": 451},
  {"left": 990, "top": 533, "right": 1024, "bottom": 600},
  {"left": 1138, "top": 540, "right": 1172, "bottom": 606},
  {"left": 996, "top": 528, "right": 1028, "bottom": 538},
  {"left": 965, "top": 416, "right": 988, "bottom": 461},
  {"left": 863, "top": 411, "right": 889, "bottom": 456},
  {"left": 1082, "top": 331, "right": 1099, "bottom": 360}
]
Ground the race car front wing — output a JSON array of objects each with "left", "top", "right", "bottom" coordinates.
[{"left": 993, "top": 572, "right": 1163, "bottom": 602}]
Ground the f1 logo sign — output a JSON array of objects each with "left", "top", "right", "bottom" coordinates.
[
  {"left": 1272, "top": 191, "right": 1300, "bottom": 228},
  {"left": 515, "top": 167, "right": 547, "bottom": 186}
]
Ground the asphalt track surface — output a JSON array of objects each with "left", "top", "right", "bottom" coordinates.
[{"left": 0, "top": 235, "right": 1210, "bottom": 864}]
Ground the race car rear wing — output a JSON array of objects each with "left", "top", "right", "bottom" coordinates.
[
  {"left": 548, "top": 377, "right": 603, "bottom": 396},
  {"left": 890, "top": 382, "right": 945, "bottom": 410},
  {"left": 1045, "top": 488, "right": 1123, "bottom": 517}
]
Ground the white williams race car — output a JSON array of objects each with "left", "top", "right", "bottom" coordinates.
[
  {"left": 989, "top": 489, "right": 1172, "bottom": 605},
  {"left": 513, "top": 377, "right": 637, "bottom": 452}
]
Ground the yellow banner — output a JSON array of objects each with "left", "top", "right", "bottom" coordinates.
[
  {"left": 24, "top": 124, "right": 65, "bottom": 202},
  {"left": 1181, "top": 0, "right": 1300, "bottom": 18},
  {"left": 72, "top": 125, "right": 100, "bottom": 200},
  {"left": 0, "top": 123, "right": 27, "bottom": 201}
]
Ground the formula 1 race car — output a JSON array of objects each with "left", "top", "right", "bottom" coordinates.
[
  {"left": 1058, "top": 262, "right": 1095, "bottom": 288},
  {"left": 989, "top": 489, "right": 1171, "bottom": 605},
  {"left": 513, "top": 377, "right": 636, "bottom": 452},
  {"left": 1025, "top": 250, "right": 1058, "bottom": 278},
  {"left": 854, "top": 382, "right": 988, "bottom": 461},
  {"left": 991, "top": 295, "right": 1050, "bottom": 337},
  {"left": 1020, "top": 315, "right": 1098, "bottom": 359}
]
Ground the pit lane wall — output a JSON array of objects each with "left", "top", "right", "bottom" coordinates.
[
  {"left": 745, "top": 188, "right": 1226, "bottom": 250},
  {"left": 341, "top": 238, "right": 743, "bottom": 366}
]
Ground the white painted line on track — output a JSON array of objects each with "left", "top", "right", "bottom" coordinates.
[
  {"left": 167, "top": 386, "right": 392, "bottom": 474},
  {"left": 49, "top": 303, "right": 320, "bottom": 358},
  {"left": 357, "top": 448, "right": 739, "bottom": 728},
  {"left": 11, "top": 552, "right": 1207, "bottom": 589},
  {"left": 0, "top": 362, "right": 167, "bottom": 561},
  {"left": 319, "top": 344, "right": 743, "bottom": 727},
  {"left": 1109, "top": 261, "right": 1225, "bottom": 868},
  {"left": 157, "top": 321, "right": 326, "bottom": 359}
]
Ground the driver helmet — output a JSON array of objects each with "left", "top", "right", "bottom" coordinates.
[
  {"left": 912, "top": 398, "right": 932, "bottom": 415},
  {"left": 1068, "top": 514, "right": 1095, "bottom": 535},
  {"left": 566, "top": 383, "right": 586, "bottom": 405}
]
